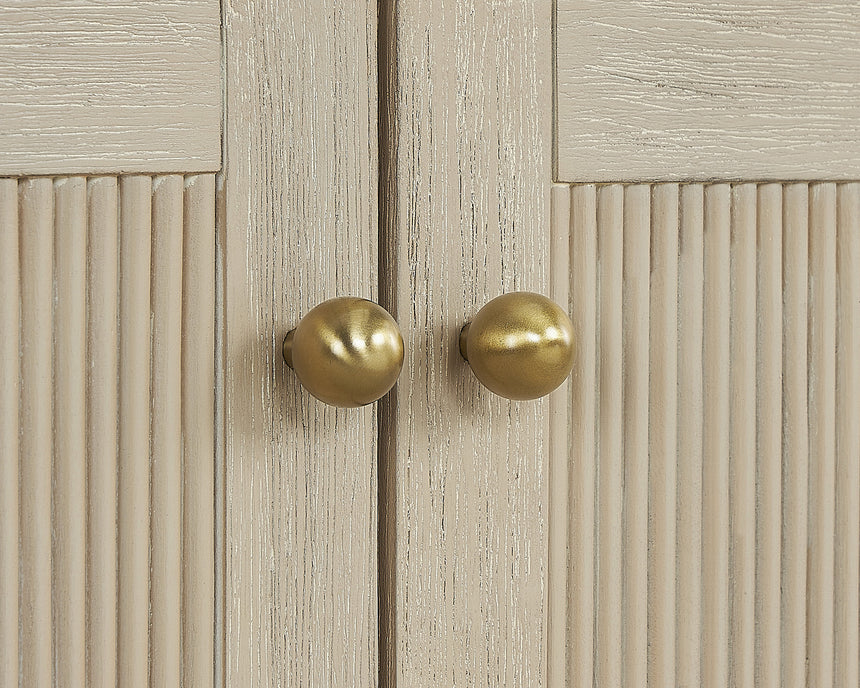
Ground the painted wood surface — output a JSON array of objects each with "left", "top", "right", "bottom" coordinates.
[
  {"left": 379, "top": 0, "right": 553, "bottom": 685},
  {"left": 220, "top": 1, "right": 378, "bottom": 685},
  {"left": 0, "top": 1, "right": 220, "bottom": 176},
  {"left": 0, "top": 173, "right": 216, "bottom": 687},
  {"left": 556, "top": 1, "right": 860, "bottom": 181},
  {"left": 548, "top": 181, "right": 860, "bottom": 687}
]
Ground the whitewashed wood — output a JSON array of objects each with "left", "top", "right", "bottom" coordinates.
[
  {"left": 182, "top": 174, "right": 216, "bottom": 688},
  {"left": 551, "top": 181, "right": 859, "bottom": 687},
  {"left": 221, "top": 0, "right": 378, "bottom": 684},
  {"left": 7, "top": 173, "right": 216, "bottom": 686},
  {"left": 755, "top": 183, "right": 782, "bottom": 688},
  {"left": 729, "top": 184, "right": 756, "bottom": 688},
  {"left": 86, "top": 176, "right": 119, "bottom": 688},
  {"left": 19, "top": 177, "right": 54, "bottom": 688},
  {"left": 53, "top": 177, "right": 88, "bottom": 688},
  {"left": 566, "top": 184, "right": 596, "bottom": 688},
  {"left": 676, "top": 184, "right": 704, "bottom": 688},
  {"left": 596, "top": 185, "right": 623, "bottom": 688},
  {"left": 647, "top": 183, "right": 678, "bottom": 688},
  {"left": 380, "top": 0, "right": 552, "bottom": 683},
  {"left": 150, "top": 175, "right": 184, "bottom": 686},
  {"left": 118, "top": 175, "right": 152, "bottom": 688},
  {"left": 556, "top": 1, "right": 860, "bottom": 181},
  {"left": 781, "top": 183, "right": 809, "bottom": 688},
  {"left": 0, "top": 179, "right": 19, "bottom": 688},
  {"left": 835, "top": 183, "right": 860, "bottom": 688},
  {"left": 808, "top": 183, "right": 837, "bottom": 688},
  {"left": 702, "top": 184, "right": 731, "bottom": 688},
  {"left": 547, "top": 184, "right": 571, "bottom": 688},
  {"left": 0, "top": 1, "right": 220, "bottom": 176},
  {"left": 622, "top": 185, "right": 649, "bottom": 687}
]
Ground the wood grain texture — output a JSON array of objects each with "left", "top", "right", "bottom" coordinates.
[
  {"left": 53, "top": 177, "right": 88, "bottom": 688},
  {"left": 182, "top": 174, "right": 216, "bottom": 688},
  {"left": 221, "top": 0, "right": 379, "bottom": 685},
  {"left": 556, "top": 1, "right": 860, "bottom": 181},
  {"left": 86, "top": 176, "right": 119, "bottom": 688},
  {"left": 4, "top": 173, "right": 216, "bottom": 686},
  {"left": 549, "top": 181, "right": 860, "bottom": 687},
  {"left": 19, "top": 177, "right": 54, "bottom": 688},
  {"left": 0, "top": 1, "right": 220, "bottom": 176},
  {"left": 379, "top": 0, "right": 552, "bottom": 684},
  {"left": 0, "top": 179, "right": 19, "bottom": 688}
]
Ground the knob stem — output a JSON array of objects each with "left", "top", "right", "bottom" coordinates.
[
  {"left": 458, "top": 323, "right": 471, "bottom": 362},
  {"left": 282, "top": 329, "right": 296, "bottom": 368}
]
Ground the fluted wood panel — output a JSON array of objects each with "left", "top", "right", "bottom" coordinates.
[
  {"left": 549, "top": 181, "right": 860, "bottom": 688},
  {"left": 0, "top": 173, "right": 216, "bottom": 687}
]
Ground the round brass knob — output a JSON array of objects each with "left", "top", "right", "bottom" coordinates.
[
  {"left": 459, "top": 292, "right": 575, "bottom": 400},
  {"left": 283, "top": 297, "right": 404, "bottom": 407}
]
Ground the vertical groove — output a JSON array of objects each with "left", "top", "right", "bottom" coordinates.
[
  {"left": 568, "top": 184, "right": 597, "bottom": 688},
  {"left": 86, "top": 176, "right": 119, "bottom": 688},
  {"left": 376, "top": 0, "right": 396, "bottom": 685},
  {"left": 834, "top": 182, "right": 860, "bottom": 688},
  {"left": 118, "top": 175, "right": 152, "bottom": 688},
  {"left": 807, "top": 182, "right": 837, "bottom": 688},
  {"left": 19, "top": 177, "right": 54, "bottom": 687},
  {"left": 622, "top": 184, "right": 649, "bottom": 688},
  {"left": 53, "top": 176, "right": 88, "bottom": 688},
  {"left": 547, "top": 184, "right": 572, "bottom": 688},
  {"left": 0, "top": 178, "right": 19, "bottom": 688},
  {"left": 150, "top": 175, "right": 184, "bottom": 687},
  {"left": 676, "top": 184, "right": 704, "bottom": 688},
  {"left": 755, "top": 183, "right": 782, "bottom": 688},
  {"left": 647, "top": 183, "right": 678, "bottom": 688},
  {"left": 781, "top": 183, "right": 809, "bottom": 688},
  {"left": 596, "top": 184, "right": 623, "bottom": 688},
  {"left": 181, "top": 174, "right": 216, "bottom": 688},
  {"left": 702, "top": 183, "right": 731, "bottom": 688},
  {"left": 729, "top": 183, "right": 756, "bottom": 688}
]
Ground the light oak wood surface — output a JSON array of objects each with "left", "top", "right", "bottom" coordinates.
[
  {"left": 380, "top": 0, "right": 552, "bottom": 685},
  {"left": 0, "top": 1, "right": 220, "bottom": 176},
  {"left": 0, "top": 174, "right": 216, "bottom": 687},
  {"left": 556, "top": 1, "right": 860, "bottom": 181},
  {"left": 549, "top": 181, "right": 860, "bottom": 688},
  {"left": 220, "top": 1, "right": 378, "bottom": 685}
]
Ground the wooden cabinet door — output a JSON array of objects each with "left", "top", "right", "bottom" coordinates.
[{"left": 550, "top": 3, "right": 860, "bottom": 688}]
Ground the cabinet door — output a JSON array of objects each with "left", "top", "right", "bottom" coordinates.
[
  {"left": 550, "top": 3, "right": 860, "bottom": 688},
  {"left": 0, "top": 4, "right": 222, "bottom": 687}
]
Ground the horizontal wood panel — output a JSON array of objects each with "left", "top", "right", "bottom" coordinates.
[
  {"left": 548, "top": 181, "right": 860, "bottom": 687},
  {"left": 0, "top": 173, "right": 216, "bottom": 687},
  {"left": 556, "top": 1, "right": 860, "bottom": 181},
  {"left": 0, "top": 1, "right": 220, "bottom": 175}
]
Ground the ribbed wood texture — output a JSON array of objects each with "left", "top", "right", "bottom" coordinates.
[
  {"left": 0, "top": 173, "right": 216, "bottom": 687},
  {"left": 556, "top": 1, "right": 860, "bottom": 182},
  {"left": 379, "top": 0, "right": 552, "bottom": 686},
  {"left": 0, "top": 1, "right": 220, "bottom": 176},
  {"left": 548, "top": 181, "right": 860, "bottom": 688},
  {"left": 220, "top": 0, "right": 378, "bottom": 685}
]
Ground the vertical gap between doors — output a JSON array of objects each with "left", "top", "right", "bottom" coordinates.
[{"left": 376, "top": 0, "right": 397, "bottom": 686}]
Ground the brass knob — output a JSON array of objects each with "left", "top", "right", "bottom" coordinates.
[
  {"left": 283, "top": 297, "right": 404, "bottom": 407},
  {"left": 459, "top": 292, "right": 575, "bottom": 400}
]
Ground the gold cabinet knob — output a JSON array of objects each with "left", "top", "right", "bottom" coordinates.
[
  {"left": 283, "top": 297, "right": 404, "bottom": 407},
  {"left": 459, "top": 292, "right": 575, "bottom": 400}
]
